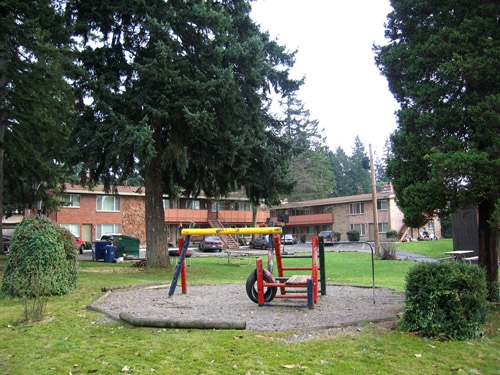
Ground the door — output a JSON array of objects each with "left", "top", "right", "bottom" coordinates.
[{"left": 82, "top": 224, "right": 92, "bottom": 243}]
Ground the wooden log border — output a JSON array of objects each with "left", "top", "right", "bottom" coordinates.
[{"left": 119, "top": 312, "right": 246, "bottom": 330}]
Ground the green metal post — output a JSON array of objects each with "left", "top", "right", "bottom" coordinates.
[{"left": 318, "top": 236, "right": 326, "bottom": 295}]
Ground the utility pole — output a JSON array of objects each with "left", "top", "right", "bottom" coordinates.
[
  {"left": 363, "top": 145, "right": 380, "bottom": 255},
  {"left": 369, "top": 144, "right": 380, "bottom": 255}
]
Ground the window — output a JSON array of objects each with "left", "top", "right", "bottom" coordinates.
[
  {"left": 349, "top": 203, "right": 364, "bottom": 215},
  {"left": 427, "top": 221, "right": 435, "bottom": 230},
  {"left": 306, "top": 226, "right": 315, "bottom": 234},
  {"left": 377, "top": 200, "right": 388, "bottom": 211},
  {"left": 163, "top": 200, "right": 179, "bottom": 209},
  {"left": 186, "top": 200, "right": 200, "bottom": 210},
  {"left": 60, "top": 224, "right": 80, "bottom": 237},
  {"left": 378, "top": 222, "right": 389, "bottom": 233},
  {"left": 96, "top": 224, "right": 121, "bottom": 239},
  {"left": 239, "top": 202, "right": 252, "bottom": 211},
  {"left": 211, "top": 201, "right": 225, "bottom": 212},
  {"left": 350, "top": 224, "right": 366, "bottom": 236},
  {"left": 97, "top": 196, "right": 121, "bottom": 211},
  {"left": 61, "top": 194, "right": 80, "bottom": 208}
]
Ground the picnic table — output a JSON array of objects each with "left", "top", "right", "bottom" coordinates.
[
  {"left": 443, "top": 250, "right": 475, "bottom": 262},
  {"left": 218, "top": 251, "right": 253, "bottom": 266}
]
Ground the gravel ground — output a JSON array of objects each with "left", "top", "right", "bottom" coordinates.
[{"left": 89, "top": 283, "right": 404, "bottom": 333}]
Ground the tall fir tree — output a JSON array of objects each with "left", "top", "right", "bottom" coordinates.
[{"left": 68, "top": 0, "right": 301, "bottom": 267}]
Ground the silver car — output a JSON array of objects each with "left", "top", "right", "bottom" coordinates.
[{"left": 198, "top": 236, "right": 224, "bottom": 252}]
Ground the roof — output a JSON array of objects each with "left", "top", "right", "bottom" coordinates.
[
  {"left": 61, "top": 184, "right": 251, "bottom": 201},
  {"left": 271, "top": 190, "right": 396, "bottom": 210}
]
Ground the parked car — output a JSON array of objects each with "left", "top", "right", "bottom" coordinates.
[
  {"left": 169, "top": 249, "right": 192, "bottom": 257},
  {"left": 198, "top": 236, "right": 224, "bottom": 252},
  {"left": 3, "top": 236, "right": 11, "bottom": 252},
  {"left": 318, "top": 230, "right": 338, "bottom": 246},
  {"left": 280, "top": 234, "right": 297, "bottom": 245},
  {"left": 74, "top": 236, "right": 86, "bottom": 254},
  {"left": 249, "top": 235, "right": 269, "bottom": 249},
  {"left": 100, "top": 233, "right": 122, "bottom": 242}
]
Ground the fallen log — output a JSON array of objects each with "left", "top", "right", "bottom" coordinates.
[{"left": 119, "top": 313, "right": 246, "bottom": 330}]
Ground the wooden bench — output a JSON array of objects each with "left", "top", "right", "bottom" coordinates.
[{"left": 285, "top": 275, "right": 311, "bottom": 285}]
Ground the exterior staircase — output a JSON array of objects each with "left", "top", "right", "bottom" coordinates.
[
  {"left": 399, "top": 226, "right": 410, "bottom": 242},
  {"left": 208, "top": 219, "right": 239, "bottom": 249}
]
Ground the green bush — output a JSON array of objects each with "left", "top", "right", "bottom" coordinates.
[
  {"left": 399, "top": 261, "right": 488, "bottom": 340},
  {"left": 346, "top": 230, "right": 360, "bottom": 241},
  {"left": 333, "top": 232, "right": 341, "bottom": 241},
  {"left": 300, "top": 234, "right": 306, "bottom": 243},
  {"left": 2, "top": 217, "right": 79, "bottom": 298},
  {"left": 385, "top": 230, "right": 398, "bottom": 239}
]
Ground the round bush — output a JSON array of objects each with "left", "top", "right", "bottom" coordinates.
[
  {"left": 2, "top": 217, "right": 79, "bottom": 297},
  {"left": 399, "top": 261, "right": 488, "bottom": 340},
  {"left": 347, "top": 230, "right": 360, "bottom": 241}
]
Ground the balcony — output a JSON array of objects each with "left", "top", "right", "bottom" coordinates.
[
  {"left": 164, "top": 209, "right": 268, "bottom": 226},
  {"left": 271, "top": 213, "right": 333, "bottom": 226}
]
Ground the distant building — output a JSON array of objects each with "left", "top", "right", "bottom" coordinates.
[
  {"left": 270, "top": 184, "right": 441, "bottom": 243},
  {"left": 45, "top": 185, "right": 268, "bottom": 248}
]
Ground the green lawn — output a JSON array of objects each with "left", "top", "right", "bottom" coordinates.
[
  {"left": 395, "top": 238, "right": 454, "bottom": 259},
  {"left": 1, "top": 245, "right": 499, "bottom": 375}
]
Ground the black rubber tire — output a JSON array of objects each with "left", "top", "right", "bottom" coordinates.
[
  {"left": 261, "top": 244, "right": 267, "bottom": 250},
  {"left": 245, "top": 269, "right": 277, "bottom": 303},
  {"left": 79, "top": 245, "right": 85, "bottom": 254}
]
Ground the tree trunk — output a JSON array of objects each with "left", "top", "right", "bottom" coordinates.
[
  {"left": 477, "top": 198, "right": 499, "bottom": 301},
  {"left": 144, "top": 122, "right": 169, "bottom": 268}
]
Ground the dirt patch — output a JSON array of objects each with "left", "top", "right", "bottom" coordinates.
[{"left": 89, "top": 283, "right": 405, "bottom": 332}]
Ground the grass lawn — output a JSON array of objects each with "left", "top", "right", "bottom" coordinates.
[
  {"left": 1, "top": 244, "right": 499, "bottom": 375},
  {"left": 395, "top": 238, "right": 455, "bottom": 259}
]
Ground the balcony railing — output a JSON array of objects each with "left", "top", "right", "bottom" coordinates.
[
  {"left": 271, "top": 213, "right": 333, "bottom": 226},
  {"left": 164, "top": 209, "right": 268, "bottom": 225}
]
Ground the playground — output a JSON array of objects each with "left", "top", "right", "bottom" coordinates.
[
  {"left": 89, "top": 225, "right": 405, "bottom": 331},
  {"left": 90, "top": 282, "right": 404, "bottom": 332}
]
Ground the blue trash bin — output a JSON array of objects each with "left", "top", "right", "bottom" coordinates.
[
  {"left": 105, "top": 245, "right": 116, "bottom": 263},
  {"left": 93, "top": 241, "right": 109, "bottom": 261}
]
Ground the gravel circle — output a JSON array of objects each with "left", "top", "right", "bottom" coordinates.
[{"left": 89, "top": 283, "right": 404, "bottom": 332}]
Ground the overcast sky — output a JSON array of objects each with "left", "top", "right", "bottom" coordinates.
[{"left": 251, "top": 0, "right": 399, "bottom": 156}]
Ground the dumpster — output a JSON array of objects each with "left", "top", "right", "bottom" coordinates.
[
  {"left": 105, "top": 245, "right": 116, "bottom": 263},
  {"left": 92, "top": 241, "right": 109, "bottom": 261},
  {"left": 115, "top": 235, "right": 140, "bottom": 257}
]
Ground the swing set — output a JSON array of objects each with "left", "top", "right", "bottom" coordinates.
[{"left": 169, "top": 223, "right": 326, "bottom": 309}]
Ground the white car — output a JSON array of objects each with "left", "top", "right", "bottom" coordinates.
[{"left": 280, "top": 234, "right": 296, "bottom": 245}]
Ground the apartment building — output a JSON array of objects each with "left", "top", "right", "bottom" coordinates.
[
  {"left": 46, "top": 185, "right": 269, "bottom": 246},
  {"left": 270, "top": 184, "right": 441, "bottom": 242}
]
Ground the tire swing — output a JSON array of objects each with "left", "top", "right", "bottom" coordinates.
[{"left": 246, "top": 269, "right": 277, "bottom": 303}]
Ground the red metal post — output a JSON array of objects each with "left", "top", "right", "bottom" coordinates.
[{"left": 256, "top": 258, "right": 265, "bottom": 306}]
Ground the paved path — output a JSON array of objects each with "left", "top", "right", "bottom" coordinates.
[{"left": 79, "top": 241, "right": 438, "bottom": 263}]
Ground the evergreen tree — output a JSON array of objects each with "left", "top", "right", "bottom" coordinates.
[
  {"left": 375, "top": 0, "right": 500, "bottom": 299},
  {"left": 68, "top": 0, "right": 301, "bottom": 267},
  {"left": 280, "top": 95, "right": 334, "bottom": 202},
  {"left": 0, "top": 0, "right": 75, "bottom": 228}
]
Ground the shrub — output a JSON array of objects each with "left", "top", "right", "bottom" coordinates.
[
  {"left": 2, "top": 217, "right": 79, "bottom": 298},
  {"left": 300, "top": 234, "right": 306, "bottom": 243},
  {"left": 385, "top": 230, "right": 398, "bottom": 239},
  {"left": 399, "top": 261, "right": 488, "bottom": 340},
  {"left": 346, "top": 230, "right": 360, "bottom": 241},
  {"left": 333, "top": 232, "right": 341, "bottom": 241},
  {"left": 380, "top": 242, "right": 397, "bottom": 260}
]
